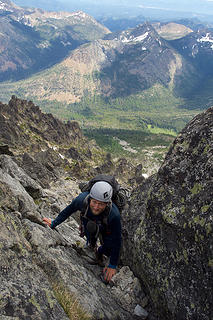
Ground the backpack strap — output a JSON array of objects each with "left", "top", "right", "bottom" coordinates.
[{"left": 81, "top": 194, "right": 90, "bottom": 218}]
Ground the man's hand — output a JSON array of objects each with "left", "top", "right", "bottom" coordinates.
[
  {"left": 43, "top": 217, "right": 52, "bottom": 227},
  {"left": 103, "top": 267, "right": 116, "bottom": 282}
]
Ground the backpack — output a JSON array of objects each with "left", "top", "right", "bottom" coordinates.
[
  {"left": 79, "top": 174, "right": 128, "bottom": 212},
  {"left": 78, "top": 174, "right": 129, "bottom": 239}
]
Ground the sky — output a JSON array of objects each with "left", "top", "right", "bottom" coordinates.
[{"left": 12, "top": 0, "right": 213, "bottom": 17}]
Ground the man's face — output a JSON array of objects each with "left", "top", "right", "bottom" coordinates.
[{"left": 90, "top": 198, "right": 107, "bottom": 215}]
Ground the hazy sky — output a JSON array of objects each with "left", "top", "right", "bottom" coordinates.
[{"left": 13, "top": 0, "right": 213, "bottom": 16}]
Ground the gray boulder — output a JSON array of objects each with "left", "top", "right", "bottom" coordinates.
[{"left": 121, "top": 107, "right": 213, "bottom": 320}]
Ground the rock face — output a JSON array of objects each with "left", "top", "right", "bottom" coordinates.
[
  {"left": 0, "top": 154, "right": 148, "bottom": 320},
  {"left": 0, "top": 96, "right": 105, "bottom": 186},
  {"left": 1, "top": 96, "right": 212, "bottom": 319},
  {"left": 0, "top": 97, "right": 151, "bottom": 319},
  {"left": 122, "top": 107, "right": 213, "bottom": 319}
]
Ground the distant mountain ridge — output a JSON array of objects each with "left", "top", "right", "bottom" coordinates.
[
  {"left": 0, "top": 0, "right": 18, "bottom": 12},
  {"left": 0, "top": 0, "right": 110, "bottom": 81},
  {"left": 1, "top": 0, "right": 213, "bottom": 133},
  {"left": 0, "top": 22, "right": 202, "bottom": 102},
  {"left": 170, "top": 29, "right": 213, "bottom": 100}
]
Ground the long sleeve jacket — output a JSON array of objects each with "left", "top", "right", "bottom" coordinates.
[{"left": 51, "top": 192, "right": 122, "bottom": 266}]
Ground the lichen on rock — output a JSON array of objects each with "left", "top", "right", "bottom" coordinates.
[{"left": 122, "top": 107, "right": 213, "bottom": 320}]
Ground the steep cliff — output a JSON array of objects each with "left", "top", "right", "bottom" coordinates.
[{"left": 122, "top": 107, "right": 213, "bottom": 319}]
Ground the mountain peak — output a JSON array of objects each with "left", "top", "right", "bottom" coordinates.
[
  {"left": 120, "top": 23, "right": 157, "bottom": 43},
  {"left": 0, "top": 0, "right": 19, "bottom": 12}
]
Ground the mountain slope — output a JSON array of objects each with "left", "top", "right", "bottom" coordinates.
[
  {"left": 169, "top": 29, "right": 213, "bottom": 107},
  {"left": 0, "top": 0, "right": 110, "bottom": 81},
  {"left": 0, "top": 22, "right": 202, "bottom": 133},
  {"left": 0, "top": 23, "right": 195, "bottom": 101},
  {"left": 153, "top": 22, "right": 193, "bottom": 40}
]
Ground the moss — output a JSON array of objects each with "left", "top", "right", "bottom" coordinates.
[
  {"left": 196, "top": 229, "right": 204, "bottom": 241},
  {"left": 44, "top": 289, "right": 56, "bottom": 309},
  {"left": 64, "top": 176, "right": 72, "bottom": 180},
  {"left": 194, "top": 232, "right": 204, "bottom": 241},
  {"left": 147, "top": 253, "right": 153, "bottom": 264},
  {"left": 206, "top": 223, "right": 212, "bottom": 236},
  {"left": 167, "top": 202, "right": 172, "bottom": 209},
  {"left": 173, "top": 250, "right": 184, "bottom": 263},
  {"left": 193, "top": 215, "right": 205, "bottom": 227},
  {"left": 203, "top": 144, "right": 210, "bottom": 154},
  {"left": 192, "top": 147, "right": 199, "bottom": 156},
  {"left": 34, "top": 199, "right": 43, "bottom": 206},
  {"left": 10, "top": 218, "right": 18, "bottom": 231},
  {"left": 162, "top": 210, "right": 177, "bottom": 224},
  {"left": 0, "top": 213, "right": 7, "bottom": 223},
  {"left": 162, "top": 277, "right": 169, "bottom": 289},
  {"left": 208, "top": 259, "right": 213, "bottom": 267},
  {"left": 180, "top": 140, "right": 189, "bottom": 150},
  {"left": 29, "top": 296, "right": 42, "bottom": 312},
  {"left": 190, "top": 183, "right": 202, "bottom": 195},
  {"left": 181, "top": 206, "right": 185, "bottom": 214},
  {"left": 183, "top": 249, "right": 189, "bottom": 265},
  {"left": 201, "top": 205, "right": 210, "bottom": 213}
]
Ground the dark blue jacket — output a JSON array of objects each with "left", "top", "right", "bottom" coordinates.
[{"left": 51, "top": 192, "right": 122, "bottom": 267}]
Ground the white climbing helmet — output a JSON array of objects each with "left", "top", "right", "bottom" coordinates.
[{"left": 90, "top": 181, "right": 113, "bottom": 202}]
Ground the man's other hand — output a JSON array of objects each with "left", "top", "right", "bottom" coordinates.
[{"left": 103, "top": 267, "right": 116, "bottom": 282}]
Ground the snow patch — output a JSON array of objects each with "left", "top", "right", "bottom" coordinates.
[
  {"left": 142, "top": 173, "right": 149, "bottom": 179},
  {"left": 59, "top": 153, "right": 65, "bottom": 159},
  {"left": 61, "top": 41, "right": 72, "bottom": 47},
  {"left": 0, "top": 2, "right": 11, "bottom": 11},
  {"left": 197, "top": 33, "right": 213, "bottom": 49},
  {"left": 121, "top": 32, "right": 149, "bottom": 43}
]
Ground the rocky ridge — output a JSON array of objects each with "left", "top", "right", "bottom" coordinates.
[
  {"left": 0, "top": 96, "right": 142, "bottom": 186},
  {"left": 0, "top": 22, "right": 195, "bottom": 104},
  {"left": 0, "top": 96, "right": 151, "bottom": 319}
]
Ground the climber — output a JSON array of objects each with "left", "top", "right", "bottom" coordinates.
[{"left": 43, "top": 181, "right": 122, "bottom": 283}]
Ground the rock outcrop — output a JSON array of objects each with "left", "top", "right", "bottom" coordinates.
[
  {"left": 122, "top": 107, "right": 213, "bottom": 319},
  {"left": 0, "top": 154, "right": 148, "bottom": 320},
  {"left": 0, "top": 97, "right": 150, "bottom": 319},
  {"left": 0, "top": 96, "right": 140, "bottom": 185}
]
